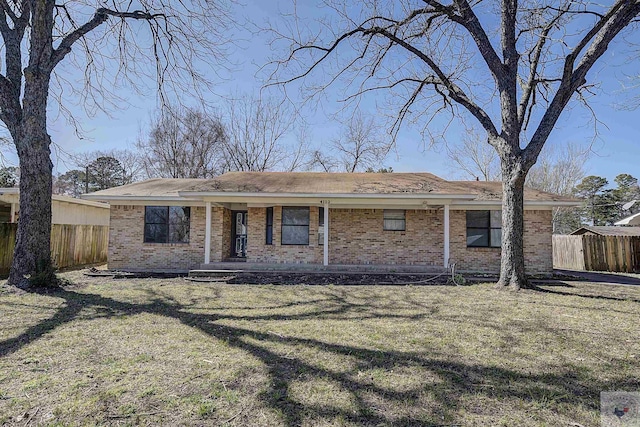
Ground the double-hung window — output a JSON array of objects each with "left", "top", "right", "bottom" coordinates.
[
  {"left": 383, "top": 210, "right": 406, "bottom": 231},
  {"left": 466, "top": 210, "right": 501, "bottom": 247},
  {"left": 281, "top": 207, "right": 309, "bottom": 245},
  {"left": 144, "top": 206, "right": 191, "bottom": 243}
]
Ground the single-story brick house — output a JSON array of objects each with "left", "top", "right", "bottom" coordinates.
[{"left": 83, "top": 172, "right": 579, "bottom": 275}]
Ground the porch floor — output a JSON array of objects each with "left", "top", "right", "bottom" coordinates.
[{"left": 191, "top": 262, "right": 448, "bottom": 277}]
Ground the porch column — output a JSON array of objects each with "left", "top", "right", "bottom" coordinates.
[
  {"left": 323, "top": 200, "right": 329, "bottom": 266},
  {"left": 204, "top": 202, "right": 212, "bottom": 264},
  {"left": 10, "top": 203, "right": 16, "bottom": 223},
  {"left": 443, "top": 204, "right": 450, "bottom": 268}
]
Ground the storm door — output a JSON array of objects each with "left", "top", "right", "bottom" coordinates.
[{"left": 231, "top": 211, "right": 248, "bottom": 258}]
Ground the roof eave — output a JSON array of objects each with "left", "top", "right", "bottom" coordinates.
[
  {"left": 81, "top": 191, "right": 580, "bottom": 208},
  {"left": 81, "top": 195, "right": 191, "bottom": 202},
  {"left": 615, "top": 212, "right": 640, "bottom": 225},
  {"left": 508, "top": 200, "right": 581, "bottom": 207}
]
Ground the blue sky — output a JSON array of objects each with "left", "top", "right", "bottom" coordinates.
[{"left": 16, "top": 0, "right": 640, "bottom": 186}]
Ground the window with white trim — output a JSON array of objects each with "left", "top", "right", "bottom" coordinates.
[{"left": 383, "top": 209, "right": 406, "bottom": 231}]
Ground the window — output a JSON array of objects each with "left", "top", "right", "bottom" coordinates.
[
  {"left": 281, "top": 207, "right": 309, "bottom": 245},
  {"left": 383, "top": 209, "right": 406, "bottom": 231},
  {"left": 266, "top": 207, "right": 273, "bottom": 245},
  {"left": 144, "top": 206, "right": 190, "bottom": 243},
  {"left": 466, "top": 210, "right": 501, "bottom": 248},
  {"left": 318, "top": 207, "right": 325, "bottom": 245}
]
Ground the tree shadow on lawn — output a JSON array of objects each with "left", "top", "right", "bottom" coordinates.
[
  {"left": 0, "top": 284, "right": 628, "bottom": 426},
  {"left": 531, "top": 281, "right": 640, "bottom": 304}
]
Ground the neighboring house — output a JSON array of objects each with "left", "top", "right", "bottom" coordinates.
[
  {"left": 615, "top": 212, "right": 640, "bottom": 226},
  {"left": 570, "top": 226, "right": 640, "bottom": 237},
  {"left": 83, "top": 172, "right": 579, "bottom": 275},
  {"left": 0, "top": 188, "right": 110, "bottom": 225}
]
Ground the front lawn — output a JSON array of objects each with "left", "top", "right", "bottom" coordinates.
[{"left": 1, "top": 272, "right": 639, "bottom": 426}]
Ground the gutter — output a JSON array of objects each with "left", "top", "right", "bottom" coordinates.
[
  {"left": 177, "top": 191, "right": 478, "bottom": 199},
  {"left": 81, "top": 192, "right": 581, "bottom": 208}
]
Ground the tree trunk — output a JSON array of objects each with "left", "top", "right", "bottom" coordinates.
[
  {"left": 7, "top": 70, "right": 55, "bottom": 289},
  {"left": 496, "top": 159, "right": 528, "bottom": 291},
  {"left": 8, "top": 135, "right": 54, "bottom": 289}
]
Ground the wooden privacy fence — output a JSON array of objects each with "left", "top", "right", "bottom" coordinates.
[
  {"left": 0, "top": 223, "right": 108, "bottom": 276},
  {"left": 553, "top": 234, "right": 640, "bottom": 273},
  {"left": 0, "top": 223, "right": 17, "bottom": 276}
]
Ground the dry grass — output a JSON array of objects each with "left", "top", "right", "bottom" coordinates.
[{"left": 1, "top": 271, "right": 640, "bottom": 426}]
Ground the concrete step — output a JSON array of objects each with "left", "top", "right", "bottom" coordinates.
[{"left": 189, "top": 269, "right": 243, "bottom": 278}]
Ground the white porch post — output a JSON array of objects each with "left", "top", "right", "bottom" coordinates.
[
  {"left": 204, "top": 201, "right": 212, "bottom": 265},
  {"left": 323, "top": 201, "right": 329, "bottom": 266},
  {"left": 10, "top": 203, "right": 16, "bottom": 223},
  {"left": 443, "top": 204, "right": 450, "bottom": 268}
]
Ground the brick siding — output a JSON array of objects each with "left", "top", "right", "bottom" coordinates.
[
  {"left": 246, "top": 206, "right": 323, "bottom": 263},
  {"left": 108, "top": 205, "right": 205, "bottom": 271},
  {"left": 449, "top": 209, "right": 552, "bottom": 275},
  {"left": 328, "top": 209, "right": 443, "bottom": 265},
  {"left": 108, "top": 205, "right": 553, "bottom": 275}
]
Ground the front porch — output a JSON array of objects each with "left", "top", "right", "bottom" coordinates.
[{"left": 201, "top": 201, "right": 454, "bottom": 270}]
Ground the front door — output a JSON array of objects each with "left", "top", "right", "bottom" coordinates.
[{"left": 232, "top": 211, "right": 248, "bottom": 258}]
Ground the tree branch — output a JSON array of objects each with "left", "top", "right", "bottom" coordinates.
[
  {"left": 423, "top": 0, "right": 505, "bottom": 81},
  {"left": 0, "top": 0, "right": 18, "bottom": 23},
  {"left": 366, "top": 25, "right": 499, "bottom": 138},
  {"left": 51, "top": 7, "right": 166, "bottom": 68},
  {"left": 0, "top": 72, "right": 21, "bottom": 128},
  {"left": 525, "top": 0, "right": 640, "bottom": 166},
  {"left": 517, "top": 2, "right": 570, "bottom": 130}
]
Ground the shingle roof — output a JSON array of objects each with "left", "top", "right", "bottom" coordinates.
[
  {"left": 83, "top": 172, "right": 579, "bottom": 203},
  {"left": 84, "top": 178, "right": 204, "bottom": 198},
  {"left": 570, "top": 226, "right": 640, "bottom": 236}
]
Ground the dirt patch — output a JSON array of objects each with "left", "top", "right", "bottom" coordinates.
[{"left": 195, "top": 271, "right": 456, "bottom": 286}]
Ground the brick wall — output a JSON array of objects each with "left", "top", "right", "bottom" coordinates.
[
  {"left": 109, "top": 204, "right": 553, "bottom": 275},
  {"left": 449, "top": 209, "right": 552, "bottom": 275},
  {"left": 108, "top": 205, "right": 205, "bottom": 271},
  {"left": 328, "top": 209, "right": 443, "bottom": 265},
  {"left": 246, "top": 206, "right": 323, "bottom": 263},
  {"left": 209, "top": 207, "right": 231, "bottom": 262}
]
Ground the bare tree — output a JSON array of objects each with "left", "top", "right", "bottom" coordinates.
[
  {"left": 448, "top": 137, "right": 590, "bottom": 193},
  {"left": 314, "top": 111, "right": 391, "bottom": 172},
  {"left": 138, "top": 106, "right": 227, "bottom": 179},
  {"left": 75, "top": 149, "right": 144, "bottom": 184},
  {"left": 311, "top": 150, "right": 339, "bottom": 173},
  {"left": 527, "top": 143, "right": 591, "bottom": 197},
  {"left": 268, "top": 0, "right": 640, "bottom": 289},
  {"left": 449, "top": 137, "right": 590, "bottom": 233},
  {"left": 223, "top": 95, "right": 310, "bottom": 172},
  {"left": 446, "top": 128, "right": 500, "bottom": 181},
  {"left": 0, "top": 134, "right": 12, "bottom": 165},
  {"left": 0, "top": 1, "right": 232, "bottom": 288}
]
